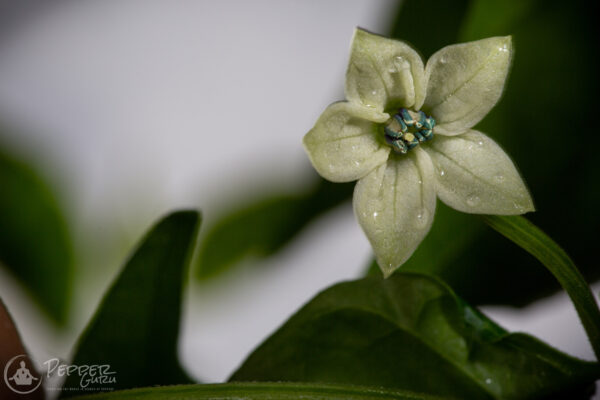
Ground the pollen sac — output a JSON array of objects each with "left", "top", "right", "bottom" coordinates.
[{"left": 383, "top": 108, "right": 435, "bottom": 154}]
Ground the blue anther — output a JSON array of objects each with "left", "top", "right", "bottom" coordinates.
[
  {"left": 393, "top": 114, "right": 408, "bottom": 132},
  {"left": 415, "top": 111, "right": 426, "bottom": 129},
  {"left": 424, "top": 116, "right": 436, "bottom": 130},
  {"left": 420, "top": 129, "right": 433, "bottom": 141},
  {"left": 389, "top": 138, "right": 408, "bottom": 154},
  {"left": 400, "top": 109, "right": 414, "bottom": 126},
  {"left": 384, "top": 125, "right": 403, "bottom": 140},
  {"left": 414, "top": 130, "right": 425, "bottom": 142}
]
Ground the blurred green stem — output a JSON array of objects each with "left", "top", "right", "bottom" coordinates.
[{"left": 482, "top": 215, "right": 600, "bottom": 360}]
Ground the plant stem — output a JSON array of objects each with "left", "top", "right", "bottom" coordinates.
[{"left": 481, "top": 215, "right": 600, "bottom": 360}]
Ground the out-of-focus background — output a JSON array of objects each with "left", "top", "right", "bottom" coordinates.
[{"left": 0, "top": 0, "right": 598, "bottom": 390}]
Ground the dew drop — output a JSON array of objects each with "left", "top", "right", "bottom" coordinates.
[
  {"left": 466, "top": 195, "right": 480, "bottom": 207},
  {"left": 512, "top": 202, "right": 524, "bottom": 212},
  {"left": 439, "top": 169, "right": 446, "bottom": 177},
  {"left": 373, "top": 211, "right": 379, "bottom": 219},
  {"left": 494, "top": 174, "right": 505, "bottom": 183},
  {"left": 477, "top": 140, "right": 484, "bottom": 146},
  {"left": 393, "top": 56, "right": 409, "bottom": 70},
  {"left": 485, "top": 378, "right": 492, "bottom": 385},
  {"left": 415, "top": 209, "right": 428, "bottom": 227},
  {"left": 439, "top": 56, "right": 447, "bottom": 64},
  {"left": 371, "top": 90, "right": 377, "bottom": 95},
  {"left": 418, "top": 179, "right": 423, "bottom": 184}
]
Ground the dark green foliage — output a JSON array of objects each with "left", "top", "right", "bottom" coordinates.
[
  {"left": 231, "top": 273, "right": 600, "bottom": 399},
  {"left": 0, "top": 141, "right": 73, "bottom": 324},
  {"left": 61, "top": 211, "right": 200, "bottom": 396},
  {"left": 70, "top": 382, "right": 449, "bottom": 400}
]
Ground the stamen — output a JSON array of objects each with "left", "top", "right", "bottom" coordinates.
[{"left": 383, "top": 108, "right": 435, "bottom": 154}]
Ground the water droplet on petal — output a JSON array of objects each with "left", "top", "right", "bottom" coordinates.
[
  {"left": 485, "top": 378, "right": 492, "bottom": 385},
  {"left": 415, "top": 209, "right": 429, "bottom": 227},
  {"left": 371, "top": 90, "right": 377, "bottom": 95},
  {"left": 466, "top": 195, "right": 480, "bottom": 207},
  {"left": 418, "top": 179, "right": 423, "bottom": 184},
  {"left": 512, "top": 202, "right": 525, "bottom": 213},
  {"left": 440, "top": 56, "right": 447, "bottom": 64},
  {"left": 477, "top": 140, "right": 484, "bottom": 146},
  {"left": 439, "top": 169, "right": 446, "bottom": 177},
  {"left": 494, "top": 174, "right": 505, "bottom": 183},
  {"left": 393, "top": 56, "right": 409, "bottom": 70}
]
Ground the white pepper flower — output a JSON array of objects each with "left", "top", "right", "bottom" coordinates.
[{"left": 304, "top": 28, "right": 534, "bottom": 277}]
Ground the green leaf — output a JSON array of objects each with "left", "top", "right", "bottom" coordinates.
[
  {"left": 481, "top": 215, "right": 600, "bottom": 360},
  {"left": 231, "top": 273, "right": 600, "bottom": 399},
  {"left": 61, "top": 210, "right": 201, "bottom": 397},
  {"left": 71, "top": 382, "right": 447, "bottom": 400},
  {"left": 0, "top": 141, "right": 73, "bottom": 324},
  {"left": 196, "top": 179, "right": 352, "bottom": 280}
]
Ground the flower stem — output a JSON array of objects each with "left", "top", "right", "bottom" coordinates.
[{"left": 481, "top": 215, "right": 600, "bottom": 360}]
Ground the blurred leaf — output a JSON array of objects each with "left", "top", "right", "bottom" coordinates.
[
  {"left": 61, "top": 210, "right": 200, "bottom": 396},
  {"left": 196, "top": 178, "right": 352, "bottom": 280},
  {"left": 459, "top": 0, "right": 537, "bottom": 41},
  {"left": 389, "top": 0, "right": 470, "bottom": 56},
  {"left": 0, "top": 299, "right": 44, "bottom": 400},
  {"left": 231, "top": 273, "right": 600, "bottom": 399},
  {"left": 71, "top": 382, "right": 447, "bottom": 400},
  {"left": 0, "top": 141, "right": 73, "bottom": 324}
]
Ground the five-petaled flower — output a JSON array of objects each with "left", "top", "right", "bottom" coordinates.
[{"left": 303, "top": 28, "right": 534, "bottom": 277}]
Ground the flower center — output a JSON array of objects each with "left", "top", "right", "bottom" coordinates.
[{"left": 383, "top": 109, "right": 435, "bottom": 154}]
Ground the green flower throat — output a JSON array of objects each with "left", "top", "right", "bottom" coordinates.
[{"left": 383, "top": 109, "right": 435, "bottom": 154}]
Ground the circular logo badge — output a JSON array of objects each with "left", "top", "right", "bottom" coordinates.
[{"left": 3, "top": 354, "right": 43, "bottom": 395}]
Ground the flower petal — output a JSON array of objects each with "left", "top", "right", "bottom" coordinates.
[
  {"left": 303, "top": 102, "right": 390, "bottom": 182},
  {"left": 354, "top": 148, "right": 436, "bottom": 277},
  {"left": 423, "top": 36, "right": 512, "bottom": 134},
  {"left": 425, "top": 130, "right": 534, "bottom": 214},
  {"left": 345, "top": 28, "right": 426, "bottom": 113}
]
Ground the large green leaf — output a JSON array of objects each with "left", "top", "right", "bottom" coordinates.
[
  {"left": 61, "top": 210, "right": 200, "bottom": 396},
  {"left": 196, "top": 179, "right": 352, "bottom": 280},
  {"left": 71, "top": 382, "right": 447, "bottom": 400},
  {"left": 231, "top": 273, "right": 599, "bottom": 399},
  {"left": 0, "top": 140, "right": 73, "bottom": 324}
]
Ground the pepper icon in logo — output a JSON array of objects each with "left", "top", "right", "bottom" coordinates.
[{"left": 3, "top": 354, "right": 43, "bottom": 395}]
